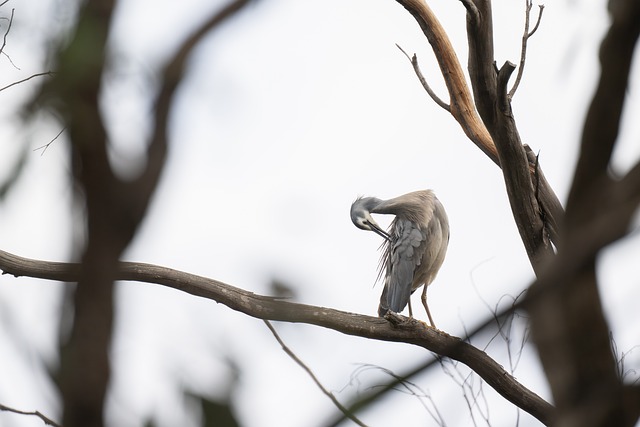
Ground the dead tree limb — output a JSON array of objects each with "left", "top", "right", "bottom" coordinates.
[
  {"left": 0, "top": 249, "right": 554, "bottom": 425},
  {"left": 395, "top": 0, "right": 563, "bottom": 262}
]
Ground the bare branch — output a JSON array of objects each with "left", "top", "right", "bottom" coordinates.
[
  {"left": 396, "top": 44, "right": 450, "bottom": 111},
  {"left": 529, "top": 4, "right": 545, "bottom": 37},
  {"left": 135, "top": 0, "right": 253, "bottom": 210},
  {"left": 509, "top": 1, "right": 545, "bottom": 99},
  {"left": 33, "top": 127, "right": 65, "bottom": 156},
  {"left": 264, "top": 320, "right": 368, "bottom": 427},
  {"left": 0, "top": 248, "right": 555, "bottom": 425},
  {"left": 0, "top": 8, "right": 13, "bottom": 57},
  {"left": 458, "top": 0, "right": 479, "bottom": 25},
  {"left": 0, "top": 71, "right": 54, "bottom": 92},
  {"left": 323, "top": 358, "right": 442, "bottom": 427},
  {"left": 395, "top": 0, "right": 498, "bottom": 162},
  {"left": 567, "top": 0, "right": 640, "bottom": 211},
  {"left": 526, "top": 4, "right": 640, "bottom": 420},
  {"left": 0, "top": 403, "right": 61, "bottom": 427},
  {"left": 401, "top": 0, "right": 558, "bottom": 262},
  {"left": 460, "top": 0, "right": 556, "bottom": 274}
]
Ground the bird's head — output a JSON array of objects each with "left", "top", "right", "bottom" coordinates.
[{"left": 350, "top": 197, "right": 390, "bottom": 241}]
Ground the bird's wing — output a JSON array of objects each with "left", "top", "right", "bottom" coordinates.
[{"left": 380, "top": 218, "right": 426, "bottom": 313}]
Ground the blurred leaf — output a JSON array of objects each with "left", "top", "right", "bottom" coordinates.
[
  {"left": 0, "top": 144, "right": 28, "bottom": 201},
  {"left": 200, "top": 396, "right": 240, "bottom": 427},
  {"left": 185, "top": 391, "right": 241, "bottom": 427},
  {"left": 269, "top": 278, "right": 297, "bottom": 299}
]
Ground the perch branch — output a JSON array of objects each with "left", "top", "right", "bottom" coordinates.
[
  {"left": 396, "top": 44, "right": 450, "bottom": 111},
  {"left": 0, "top": 249, "right": 554, "bottom": 425}
]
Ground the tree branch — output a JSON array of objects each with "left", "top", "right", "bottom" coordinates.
[
  {"left": 465, "top": 0, "right": 555, "bottom": 275},
  {"left": 0, "top": 403, "right": 61, "bottom": 427},
  {"left": 395, "top": 0, "right": 498, "bottom": 162},
  {"left": 396, "top": 44, "right": 450, "bottom": 112},
  {"left": 509, "top": 1, "right": 545, "bottom": 99},
  {"left": 566, "top": 0, "right": 640, "bottom": 220},
  {"left": 0, "top": 8, "right": 14, "bottom": 57},
  {"left": 526, "top": 1, "right": 640, "bottom": 425},
  {"left": 133, "top": 0, "right": 253, "bottom": 214},
  {"left": 0, "top": 249, "right": 554, "bottom": 425},
  {"left": 36, "top": 1, "right": 253, "bottom": 425},
  {"left": 0, "top": 71, "right": 53, "bottom": 92},
  {"left": 395, "top": 0, "right": 564, "bottom": 257},
  {"left": 264, "top": 320, "right": 368, "bottom": 427},
  {"left": 323, "top": 357, "right": 440, "bottom": 427}
]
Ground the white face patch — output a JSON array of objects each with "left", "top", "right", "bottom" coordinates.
[{"left": 358, "top": 218, "right": 370, "bottom": 229}]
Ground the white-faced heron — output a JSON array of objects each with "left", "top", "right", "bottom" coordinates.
[{"left": 350, "top": 189, "right": 449, "bottom": 327}]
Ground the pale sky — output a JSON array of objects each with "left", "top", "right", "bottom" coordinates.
[{"left": 1, "top": 0, "right": 639, "bottom": 426}]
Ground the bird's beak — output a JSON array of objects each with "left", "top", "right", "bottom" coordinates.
[{"left": 367, "top": 220, "right": 391, "bottom": 241}]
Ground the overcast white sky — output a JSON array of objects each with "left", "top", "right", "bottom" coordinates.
[{"left": 1, "top": 0, "right": 639, "bottom": 426}]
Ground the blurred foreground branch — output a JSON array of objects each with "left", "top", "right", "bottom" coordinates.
[
  {"left": 31, "top": 0, "right": 253, "bottom": 425},
  {"left": 0, "top": 249, "right": 553, "bottom": 425}
]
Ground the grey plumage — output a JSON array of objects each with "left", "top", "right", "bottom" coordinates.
[{"left": 350, "top": 190, "right": 449, "bottom": 327}]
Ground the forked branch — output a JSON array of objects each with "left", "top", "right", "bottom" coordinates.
[
  {"left": 395, "top": 0, "right": 562, "bottom": 265},
  {"left": 395, "top": 0, "right": 498, "bottom": 162},
  {"left": 509, "top": 1, "right": 545, "bottom": 99}
]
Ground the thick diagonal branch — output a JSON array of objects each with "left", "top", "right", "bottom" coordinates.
[{"left": 0, "top": 249, "right": 554, "bottom": 425}]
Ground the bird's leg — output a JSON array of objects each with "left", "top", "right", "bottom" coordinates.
[
  {"left": 421, "top": 285, "right": 436, "bottom": 328},
  {"left": 408, "top": 299, "right": 414, "bottom": 317}
]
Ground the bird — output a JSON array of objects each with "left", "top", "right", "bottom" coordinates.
[{"left": 350, "top": 190, "right": 449, "bottom": 327}]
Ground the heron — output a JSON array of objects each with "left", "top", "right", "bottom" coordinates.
[{"left": 350, "top": 190, "right": 449, "bottom": 327}]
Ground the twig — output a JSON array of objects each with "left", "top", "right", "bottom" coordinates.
[
  {"left": 350, "top": 363, "right": 446, "bottom": 426},
  {"left": 0, "top": 403, "right": 62, "bottom": 427},
  {"left": 0, "top": 71, "right": 54, "bottom": 92},
  {"left": 325, "top": 357, "right": 444, "bottom": 427},
  {"left": 0, "top": 7, "right": 13, "bottom": 56},
  {"left": 33, "top": 127, "right": 65, "bottom": 156},
  {"left": 396, "top": 43, "right": 450, "bottom": 112},
  {"left": 528, "top": 5, "right": 544, "bottom": 37},
  {"left": 509, "top": 1, "right": 545, "bottom": 99},
  {"left": 263, "top": 320, "right": 369, "bottom": 427}
]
